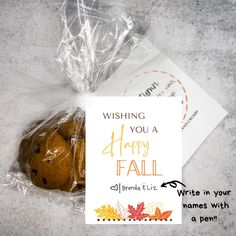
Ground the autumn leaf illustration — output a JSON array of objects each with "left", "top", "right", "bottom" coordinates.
[
  {"left": 149, "top": 207, "right": 172, "bottom": 220},
  {"left": 95, "top": 204, "right": 122, "bottom": 220},
  {"left": 116, "top": 201, "right": 129, "bottom": 219},
  {"left": 158, "top": 210, "right": 172, "bottom": 220},
  {"left": 143, "top": 202, "right": 163, "bottom": 215},
  {"left": 149, "top": 207, "right": 161, "bottom": 220},
  {"left": 128, "top": 202, "right": 149, "bottom": 220}
]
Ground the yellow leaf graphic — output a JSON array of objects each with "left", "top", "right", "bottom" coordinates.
[{"left": 95, "top": 204, "right": 122, "bottom": 220}]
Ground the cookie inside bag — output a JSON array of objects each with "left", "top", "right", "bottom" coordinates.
[{"left": 19, "top": 112, "right": 85, "bottom": 192}]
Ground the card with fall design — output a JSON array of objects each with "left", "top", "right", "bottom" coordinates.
[
  {"left": 96, "top": 39, "right": 227, "bottom": 166},
  {"left": 85, "top": 97, "right": 182, "bottom": 224}
]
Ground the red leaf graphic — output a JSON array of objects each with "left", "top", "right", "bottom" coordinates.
[{"left": 128, "top": 202, "right": 149, "bottom": 220}]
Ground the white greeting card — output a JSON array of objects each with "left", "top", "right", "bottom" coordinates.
[
  {"left": 86, "top": 97, "right": 182, "bottom": 224},
  {"left": 96, "top": 39, "right": 227, "bottom": 165}
]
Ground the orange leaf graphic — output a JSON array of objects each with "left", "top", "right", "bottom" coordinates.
[
  {"left": 149, "top": 207, "right": 172, "bottom": 220},
  {"left": 149, "top": 207, "right": 161, "bottom": 220},
  {"left": 158, "top": 210, "right": 172, "bottom": 220},
  {"left": 155, "top": 207, "right": 161, "bottom": 216}
]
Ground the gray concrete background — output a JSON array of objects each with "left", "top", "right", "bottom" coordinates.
[{"left": 0, "top": 0, "right": 236, "bottom": 235}]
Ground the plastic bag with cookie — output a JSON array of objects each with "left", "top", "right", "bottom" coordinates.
[{"left": 5, "top": 0, "right": 150, "bottom": 212}]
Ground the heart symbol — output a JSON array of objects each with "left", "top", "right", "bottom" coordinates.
[{"left": 110, "top": 184, "right": 118, "bottom": 191}]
